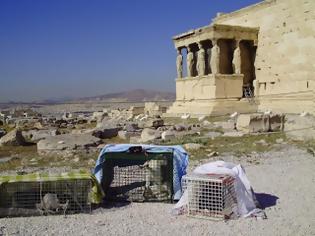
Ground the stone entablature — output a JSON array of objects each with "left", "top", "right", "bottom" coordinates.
[{"left": 173, "top": 24, "right": 259, "bottom": 49}]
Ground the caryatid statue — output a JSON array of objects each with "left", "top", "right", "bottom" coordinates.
[
  {"left": 187, "top": 47, "right": 194, "bottom": 77},
  {"left": 197, "top": 43, "right": 206, "bottom": 76},
  {"left": 232, "top": 40, "right": 241, "bottom": 74},
  {"left": 176, "top": 49, "right": 183, "bottom": 78},
  {"left": 210, "top": 39, "right": 220, "bottom": 74},
  {"left": 207, "top": 48, "right": 212, "bottom": 74}
]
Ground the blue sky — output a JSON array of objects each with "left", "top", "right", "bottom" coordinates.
[{"left": 0, "top": 0, "right": 262, "bottom": 102}]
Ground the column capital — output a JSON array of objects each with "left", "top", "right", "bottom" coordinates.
[
  {"left": 235, "top": 39, "right": 241, "bottom": 47},
  {"left": 211, "top": 38, "right": 218, "bottom": 45}
]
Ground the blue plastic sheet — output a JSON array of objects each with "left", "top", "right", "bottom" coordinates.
[{"left": 94, "top": 144, "right": 189, "bottom": 200}]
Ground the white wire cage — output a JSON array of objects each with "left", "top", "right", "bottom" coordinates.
[{"left": 182, "top": 173, "right": 237, "bottom": 220}]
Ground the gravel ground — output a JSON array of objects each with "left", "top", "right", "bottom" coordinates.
[{"left": 1, "top": 146, "right": 315, "bottom": 236}]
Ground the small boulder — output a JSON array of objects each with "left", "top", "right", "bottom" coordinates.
[
  {"left": 157, "top": 126, "right": 168, "bottom": 132},
  {"left": 300, "top": 111, "right": 309, "bottom": 117},
  {"left": 214, "top": 121, "right": 235, "bottom": 130},
  {"left": 139, "top": 115, "right": 149, "bottom": 121},
  {"left": 269, "top": 114, "right": 285, "bottom": 131},
  {"left": 181, "top": 114, "right": 190, "bottom": 120},
  {"left": 0, "top": 129, "right": 26, "bottom": 146},
  {"left": 93, "top": 111, "right": 108, "bottom": 123},
  {"left": 124, "top": 123, "right": 139, "bottom": 132},
  {"left": 161, "top": 131, "right": 175, "bottom": 141},
  {"left": 88, "top": 159, "right": 96, "bottom": 166},
  {"left": 67, "top": 124, "right": 75, "bottom": 129},
  {"left": 202, "top": 120, "right": 212, "bottom": 127},
  {"left": 174, "top": 124, "right": 187, "bottom": 131},
  {"left": 33, "top": 122, "right": 44, "bottom": 129},
  {"left": 146, "top": 119, "right": 164, "bottom": 129},
  {"left": 22, "top": 129, "right": 60, "bottom": 143},
  {"left": 184, "top": 143, "right": 203, "bottom": 150},
  {"left": 92, "top": 126, "right": 119, "bottom": 139},
  {"left": 118, "top": 130, "right": 134, "bottom": 140},
  {"left": 141, "top": 128, "right": 161, "bottom": 143},
  {"left": 255, "top": 139, "right": 268, "bottom": 146},
  {"left": 37, "top": 133, "right": 102, "bottom": 155},
  {"left": 198, "top": 116, "right": 207, "bottom": 122},
  {"left": 208, "top": 151, "right": 219, "bottom": 157},
  {"left": 237, "top": 113, "right": 285, "bottom": 133},
  {"left": 285, "top": 115, "right": 315, "bottom": 141},
  {"left": 230, "top": 112, "right": 238, "bottom": 118},
  {"left": 276, "top": 138, "right": 284, "bottom": 144}
]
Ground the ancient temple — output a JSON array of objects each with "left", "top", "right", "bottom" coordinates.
[{"left": 167, "top": 0, "right": 315, "bottom": 116}]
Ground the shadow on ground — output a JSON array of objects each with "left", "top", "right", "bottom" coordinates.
[
  {"left": 255, "top": 193, "right": 279, "bottom": 209},
  {"left": 96, "top": 201, "right": 131, "bottom": 210}
]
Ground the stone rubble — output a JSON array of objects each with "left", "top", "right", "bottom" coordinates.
[{"left": 0, "top": 129, "right": 26, "bottom": 146}]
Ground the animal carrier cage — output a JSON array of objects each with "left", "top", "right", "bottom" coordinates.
[
  {"left": 182, "top": 173, "right": 237, "bottom": 220},
  {"left": 0, "top": 172, "right": 94, "bottom": 217},
  {"left": 101, "top": 146, "right": 174, "bottom": 202}
]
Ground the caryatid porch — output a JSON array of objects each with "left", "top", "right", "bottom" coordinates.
[
  {"left": 167, "top": 24, "right": 259, "bottom": 116},
  {"left": 173, "top": 25, "right": 258, "bottom": 100}
]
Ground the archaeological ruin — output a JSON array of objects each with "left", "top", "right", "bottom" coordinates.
[{"left": 167, "top": 0, "right": 315, "bottom": 116}]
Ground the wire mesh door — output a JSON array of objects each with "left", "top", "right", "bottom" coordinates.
[
  {"left": 102, "top": 151, "right": 174, "bottom": 202},
  {"left": 182, "top": 174, "right": 237, "bottom": 220}
]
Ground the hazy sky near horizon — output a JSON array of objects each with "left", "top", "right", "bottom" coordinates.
[{"left": 0, "top": 0, "right": 261, "bottom": 102}]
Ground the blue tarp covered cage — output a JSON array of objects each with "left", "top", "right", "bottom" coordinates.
[{"left": 94, "top": 144, "right": 189, "bottom": 201}]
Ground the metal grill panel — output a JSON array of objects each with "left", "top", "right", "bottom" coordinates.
[{"left": 182, "top": 174, "right": 237, "bottom": 220}]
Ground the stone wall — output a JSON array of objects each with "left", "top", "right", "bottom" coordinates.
[{"left": 214, "top": 0, "right": 315, "bottom": 113}]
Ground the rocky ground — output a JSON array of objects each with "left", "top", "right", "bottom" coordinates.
[
  {"left": 0, "top": 145, "right": 314, "bottom": 236},
  {"left": 1, "top": 105, "right": 315, "bottom": 236}
]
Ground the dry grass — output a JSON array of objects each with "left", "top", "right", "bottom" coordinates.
[
  {"left": 0, "top": 147, "right": 96, "bottom": 172},
  {"left": 0, "top": 130, "right": 290, "bottom": 172},
  {"left": 161, "top": 132, "right": 287, "bottom": 160}
]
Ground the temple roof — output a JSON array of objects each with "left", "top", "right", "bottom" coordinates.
[{"left": 172, "top": 24, "right": 259, "bottom": 49}]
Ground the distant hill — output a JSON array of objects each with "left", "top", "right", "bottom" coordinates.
[
  {"left": 0, "top": 89, "right": 176, "bottom": 105},
  {"left": 75, "top": 89, "right": 175, "bottom": 102}
]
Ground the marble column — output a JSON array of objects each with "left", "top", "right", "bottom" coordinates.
[
  {"left": 176, "top": 48, "right": 183, "bottom": 78},
  {"left": 197, "top": 43, "right": 206, "bottom": 76},
  {"left": 210, "top": 39, "right": 220, "bottom": 74},
  {"left": 187, "top": 46, "right": 194, "bottom": 77},
  {"left": 232, "top": 40, "right": 241, "bottom": 74}
]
